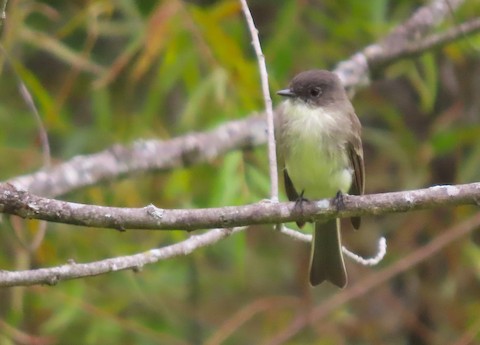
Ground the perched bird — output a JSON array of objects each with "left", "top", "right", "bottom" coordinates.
[{"left": 276, "top": 70, "right": 365, "bottom": 287}]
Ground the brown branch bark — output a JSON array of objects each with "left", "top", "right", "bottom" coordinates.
[
  {"left": 1, "top": 181, "right": 479, "bottom": 287},
  {"left": 1, "top": 183, "right": 479, "bottom": 231}
]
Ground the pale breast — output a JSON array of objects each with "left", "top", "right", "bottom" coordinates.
[{"left": 281, "top": 101, "right": 353, "bottom": 199}]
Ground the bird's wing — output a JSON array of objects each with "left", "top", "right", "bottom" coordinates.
[{"left": 347, "top": 112, "right": 365, "bottom": 229}]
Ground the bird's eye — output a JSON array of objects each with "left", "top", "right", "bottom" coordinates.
[{"left": 310, "top": 87, "right": 321, "bottom": 97}]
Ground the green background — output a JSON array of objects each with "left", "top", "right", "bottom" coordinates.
[{"left": 1, "top": 0, "right": 480, "bottom": 344}]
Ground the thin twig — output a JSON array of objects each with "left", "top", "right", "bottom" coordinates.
[
  {"left": 239, "top": 0, "right": 278, "bottom": 202},
  {"left": 278, "top": 225, "right": 387, "bottom": 266},
  {"left": 343, "top": 237, "right": 387, "bottom": 266},
  {"left": 0, "top": 45, "right": 51, "bottom": 168},
  {"left": 0, "top": 226, "right": 246, "bottom": 287},
  {"left": 18, "top": 83, "right": 51, "bottom": 168}
]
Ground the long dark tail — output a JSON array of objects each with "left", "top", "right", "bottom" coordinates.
[{"left": 309, "top": 219, "right": 347, "bottom": 288}]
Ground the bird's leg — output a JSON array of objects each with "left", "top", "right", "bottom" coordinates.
[
  {"left": 294, "top": 190, "right": 309, "bottom": 209},
  {"left": 332, "top": 190, "right": 345, "bottom": 211},
  {"left": 293, "top": 190, "right": 308, "bottom": 228}
]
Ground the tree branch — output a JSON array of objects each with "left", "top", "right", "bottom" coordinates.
[
  {"left": 2, "top": 180, "right": 478, "bottom": 287},
  {"left": 9, "top": 115, "right": 267, "bottom": 197},
  {"left": 240, "top": 0, "right": 279, "bottom": 201},
  {"left": 0, "top": 226, "right": 245, "bottom": 287},
  {"left": 367, "top": 17, "right": 480, "bottom": 70},
  {"left": 335, "top": 0, "right": 466, "bottom": 92},
  {"left": 1, "top": 183, "right": 479, "bottom": 231}
]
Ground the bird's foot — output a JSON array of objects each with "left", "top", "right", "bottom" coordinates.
[
  {"left": 333, "top": 190, "right": 345, "bottom": 211},
  {"left": 293, "top": 190, "right": 308, "bottom": 228},
  {"left": 294, "top": 190, "right": 309, "bottom": 209}
]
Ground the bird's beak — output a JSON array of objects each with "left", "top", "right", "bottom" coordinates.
[{"left": 276, "top": 88, "right": 296, "bottom": 98}]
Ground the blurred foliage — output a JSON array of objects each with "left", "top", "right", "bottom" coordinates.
[{"left": 1, "top": 0, "right": 480, "bottom": 344}]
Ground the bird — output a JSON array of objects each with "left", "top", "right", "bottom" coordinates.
[{"left": 275, "top": 69, "right": 365, "bottom": 287}]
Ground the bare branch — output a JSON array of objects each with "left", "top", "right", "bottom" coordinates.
[
  {"left": 335, "top": 0, "right": 466, "bottom": 92},
  {"left": 0, "top": 227, "right": 245, "bottom": 287},
  {"left": 3, "top": 179, "right": 477, "bottom": 288},
  {"left": 8, "top": 115, "right": 267, "bottom": 197},
  {"left": 1, "top": 183, "right": 479, "bottom": 231},
  {"left": 387, "top": 0, "right": 464, "bottom": 41},
  {"left": 367, "top": 17, "right": 480, "bottom": 69},
  {"left": 240, "top": 0, "right": 278, "bottom": 202}
]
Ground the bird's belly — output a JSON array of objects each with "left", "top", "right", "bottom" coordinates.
[{"left": 285, "top": 139, "right": 352, "bottom": 200}]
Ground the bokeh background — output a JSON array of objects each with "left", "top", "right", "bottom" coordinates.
[{"left": 1, "top": 0, "right": 480, "bottom": 344}]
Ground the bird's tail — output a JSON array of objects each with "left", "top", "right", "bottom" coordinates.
[{"left": 309, "top": 219, "right": 347, "bottom": 288}]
